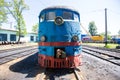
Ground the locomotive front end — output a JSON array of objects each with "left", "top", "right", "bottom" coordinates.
[{"left": 38, "top": 7, "right": 82, "bottom": 68}]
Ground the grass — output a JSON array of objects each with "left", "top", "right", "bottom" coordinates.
[{"left": 83, "top": 43, "right": 119, "bottom": 49}]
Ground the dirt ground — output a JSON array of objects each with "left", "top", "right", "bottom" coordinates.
[
  {"left": 0, "top": 53, "right": 45, "bottom": 80},
  {"left": 79, "top": 52, "right": 120, "bottom": 80},
  {"left": 0, "top": 52, "right": 120, "bottom": 80}
]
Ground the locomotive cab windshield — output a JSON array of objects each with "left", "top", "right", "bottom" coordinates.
[
  {"left": 46, "top": 12, "right": 56, "bottom": 20},
  {"left": 39, "top": 10, "right": 80, "bottom": 23}
]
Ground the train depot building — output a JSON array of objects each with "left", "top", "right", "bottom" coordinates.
[{"left": 0, "top": 28, "right": 38, "bottom": 43}]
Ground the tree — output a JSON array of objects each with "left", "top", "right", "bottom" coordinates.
[
  {"left": 100, "top": 31, "right": 111, "bottom": 40},
  {"left": 88, "top": 21, "right": 97, "bottom": 36},
  {"left": 0, "top": 0, "right": 8, "bottom": 25},
  {"left": 5, "top": 0, "right": 29, "bottom": 42},
  {"left": 32, "top": 23, "right": 38, "bottom": 33}
]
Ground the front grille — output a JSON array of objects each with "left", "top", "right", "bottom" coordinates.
[{"left": 38, "top": 54, "right": 82, "bottom": 68}]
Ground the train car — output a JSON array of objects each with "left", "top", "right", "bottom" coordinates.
[
  {"left": 112, "top": 38, "right": 120, "bottom": 44},
  {"left": 38, "top": 6, "right": 82, "bottom": 68},
  {"left": 82, "top": 35, "right": 104, "bottom": 43},
  {"left": 91, "top": 35, "right": 104, "bottom": 41}
]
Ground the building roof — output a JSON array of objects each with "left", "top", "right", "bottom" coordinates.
[
  {"left": 28, "top": 32, "right": 38, "bottom": 34},
  {"left": 0, "top": 28, "right": 17, "bottom": 32}
]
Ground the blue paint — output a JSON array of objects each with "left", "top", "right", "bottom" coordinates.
[
  {"left": 38, "top": 7, "right": 82, "bottom": 57},
  {"left": 39, "top": 21, "right": 81, "bottom": 42},
  {"left": 39, "top": 46, "right": 82, "bottom": 56}
]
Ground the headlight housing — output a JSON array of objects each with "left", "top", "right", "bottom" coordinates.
[
  {"left": 54, "top": 16, "right": 64, "bottom": 25},
  {"left": 72, "top": 35, "right": 79, "bottom": 41},
  {"left": 40, "top": 36, "right": 46, "bottom": 42}
]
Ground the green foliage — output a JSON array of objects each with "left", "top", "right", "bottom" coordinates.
[
  {"left": 104, "top": 44, "right": 118, "bottom": 49},
  {"left": 88, "top": 21, "right": 97, "bottom": 36},
  {"left": 83, "top": 43, "right": 118, "bottom": 49},
  {"left": 0, "top": 0, "right": 8, "bottom": 25},
  {"left": 32, "top": 23, "right": 38, "bottom": 33},
  {"left": 105, "top": 45, "right": 111, "bottom": 48},
  {"left": 100, "top": 31, "right": 111, "bottom": 40},
  {"left": 107, "top": 35, "right": 111, "bottom": 40},
  {"left": 6, "top": 0, "right": 29, "bottom": 42},
  {"left": 16, "top": 16, "right": 27, "bottom": 36}
]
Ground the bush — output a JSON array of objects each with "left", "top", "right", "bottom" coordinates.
[
  {"left": 105, "top": 45, "right": 111, "bottom": 48},
  {"left": 116, "top": 46, "right": 120, "bottom": 49}
]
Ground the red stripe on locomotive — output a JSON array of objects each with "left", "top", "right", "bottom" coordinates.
[{"left": 38, "top": 42, "right": 82, "bottom": 46}]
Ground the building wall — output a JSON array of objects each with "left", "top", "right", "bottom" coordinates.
[
  {"left": 0, "top": 29, "right": 38, "bottom": 42},
  {"left": 26, "top": 33, "right": 38, "bottom": 42},
  {"left": 0, "top": 29, "right": 18, "bottom": 42}
]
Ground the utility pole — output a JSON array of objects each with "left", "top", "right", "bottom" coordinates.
[{"left": 105, "top": 8, "right": 108, "bottom": 46}]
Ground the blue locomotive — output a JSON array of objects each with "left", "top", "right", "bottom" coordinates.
[{"left": 38, "top": 6, "right": 82, "bottom": 68}]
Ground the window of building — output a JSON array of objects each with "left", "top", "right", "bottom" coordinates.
[
  {"left": 63, "top": 11, "right": 72, "bottom": 20},
  {"left": 20, "top": 35, "right": 24, "bottom": 37},
  {"left": 0, "top": 33, "right": 7, "bottom": 41},
  {"left": 30, "top": 36, "right": 34, "bottom": 41},
  {"left": 10, "top": 34, "right": 16, "bottom": 41},
  {"left": 46, "top": 12, "right": 56, "bottom": 20},
  {"left": 36, "top": 36, "right": 38, "bottom": 42}
]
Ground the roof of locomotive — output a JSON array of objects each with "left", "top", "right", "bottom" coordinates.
[{"left": 40, "top": 6, "right": 79, "bottom": 14}]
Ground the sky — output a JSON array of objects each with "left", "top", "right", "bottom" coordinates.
[{"left": 3, "top": 0, "right": 120, "bottom": 35}]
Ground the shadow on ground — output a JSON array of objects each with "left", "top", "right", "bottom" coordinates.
[
  {"left": 9, "top": 53, "right": 45, "bottom": 78},
  {"left": 44, "top": 68, "right": 75, "bottom": 80}
]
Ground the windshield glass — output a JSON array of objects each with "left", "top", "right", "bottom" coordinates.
[
  {"left": 46, "top": 12, "right": 56, "bottom": 20},
  {"left": 40, "top": 14, "right": 45, "bottom": 22},
  {"left": 63, "top": 11, "right": 72, "bottom": 20},
  {"left": 74, "top": 13, "right": 79, "bottom": 21}
]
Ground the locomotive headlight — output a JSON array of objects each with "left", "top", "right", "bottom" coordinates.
[
  {"left": 54, "top": 16, "right": 64, "bottom": 25},
  {"left": 72, "top": 35, "right": 79, "bottom": 41},
  {"left": 40, "top": 36, "right": 46, "bottom": 42}
]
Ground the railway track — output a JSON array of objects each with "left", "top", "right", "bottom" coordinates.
[
  {"left": 35, "top": 68, "right": 86, "bottom": 80},
  {"left": 0, "top": 45, "right": 37, "bottom": 53},
  {"left": 0, "top": 46, "right": 38, "bottom": 65},
  {"left": 82, "top": 46, "right": 120, "bottom": 66},
  {"left": 83, "top": 45, "right": 120, "bottom": 53}
]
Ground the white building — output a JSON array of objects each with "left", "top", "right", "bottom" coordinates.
[{"left": 0, "top": 28, "right": 38, "bottom": 42}]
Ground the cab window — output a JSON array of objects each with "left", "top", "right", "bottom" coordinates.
[
  {"left": 63, "top": 11, "right": 72, "bottom": 20},
  {"left": 40, "top": 14, "right": 45, "bottom": 22},
  {"left": 74, "top": 14, "right": 79, "bottom": 21},
  {"left": 46, "top": 12, "right": 56, "bottom": 20}
]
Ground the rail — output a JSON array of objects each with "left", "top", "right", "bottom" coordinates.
[
  {"left": 0, "top": 46, "right": 38, "bottom": 65},
  {"left": 82, "top": 46, "right": 120, "bottom": 66}
]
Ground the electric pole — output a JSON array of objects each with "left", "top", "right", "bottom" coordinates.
[{"left": 105, "top": 8, "right": 108, "bottom": 46}]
